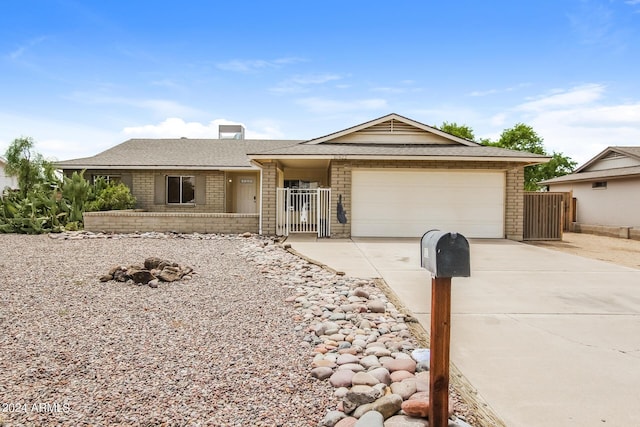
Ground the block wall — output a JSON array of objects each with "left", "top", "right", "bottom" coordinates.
[{"left": 83, "top": 211, "right": 259, "bottom": 234}]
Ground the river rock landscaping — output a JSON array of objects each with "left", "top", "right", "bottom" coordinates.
[{"left": 0, "top": 231, "right": 476, "bottom": 427}]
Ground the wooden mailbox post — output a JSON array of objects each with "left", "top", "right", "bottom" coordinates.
[{"left": 421, "top": 230, "right": 470, "bottom": 427}]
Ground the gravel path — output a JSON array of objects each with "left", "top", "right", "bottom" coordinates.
[{"left": 0, "top": 233, "right": 333, "bottom": 426}]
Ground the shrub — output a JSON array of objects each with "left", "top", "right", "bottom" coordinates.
[{"left": 86, "top": 182, "right": 136, "bottom": 212}]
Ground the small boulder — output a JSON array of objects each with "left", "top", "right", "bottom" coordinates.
[
  {"left": 129, "top": 269, "right": 155, "bottom": 284},
  {"left": 329, "top": 369, "right": 355, "bottom": 388},
  {"left": 157, "top": 266, "right": 182, "bottom": 282},
  {"left": 354, "top": 410, "right": 383, "bottom": 426},
  {"left": 311, "top": 367, "right": 334, "bottom": 380}
]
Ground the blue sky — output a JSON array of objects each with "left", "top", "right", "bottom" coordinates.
[{"left": 1, "top": 0, "right": 640, "bottom": 165}]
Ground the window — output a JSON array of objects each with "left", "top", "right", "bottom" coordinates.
[
  {"left": 592, "top": 181, "right": 607, "bottom": 189},
  {"left": 167, "top": 176, "right": 195, "bottom": 204},
  {"left": 92, "top": 175, "right": 121, "bottom": 185}
]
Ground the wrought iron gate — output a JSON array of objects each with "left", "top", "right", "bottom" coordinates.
[{"left": 276, "top": 188, "right": 331, "bottom": 237}]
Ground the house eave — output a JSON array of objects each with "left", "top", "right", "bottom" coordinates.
[
  {"left": 55, "top": 164, "right": 259, "bottom": 171},
  {"left": 543, "top": 172, "right": 640, "bottom": 185},
  {"left": 249, "top": 154, "right": 548, "bottom": 164}
]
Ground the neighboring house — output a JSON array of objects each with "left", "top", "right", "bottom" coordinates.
[
  {"left": 0, "top": 156, "right": 19, "bottom": 194},
  {"left": 55, "top": 113, "right": 548, "bottom": 240},
  {"left": 542, "top": 146, "right": 640, "bottom": 232}
]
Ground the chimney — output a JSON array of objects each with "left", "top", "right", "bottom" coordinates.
[{"left": 219, "top": 124, "right": 245, "bottom": 140}]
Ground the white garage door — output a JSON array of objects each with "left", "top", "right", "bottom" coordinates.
[{"left": 351, "top": 169, "right": 505, "bottom": 238}]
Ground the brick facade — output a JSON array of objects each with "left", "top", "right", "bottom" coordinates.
[
  {"left": 75, "top": 161, "right": 527, "bottom": 241},
  {"left": 83, "top": 211, "right": 258, "bottom": 234},
  {"left": 133, "top": 170, "right": 226, "bottom": 213},
  {"left": 260, "top": 162, "right": 278, "bottom": 235}
]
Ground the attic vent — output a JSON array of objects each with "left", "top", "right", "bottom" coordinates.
[
  {"left": 363, "top": 119, "right": 423, "bottom": 134},
  {"left": 219, "top": 124, "right": 245, "bottom": 140},
  {"left": 603, "top": 151, "right": 623, "bottom": 160}
]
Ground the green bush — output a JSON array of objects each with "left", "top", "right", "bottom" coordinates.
[{"left": 85, "top": 181, "right": 136, "bottom": 212}]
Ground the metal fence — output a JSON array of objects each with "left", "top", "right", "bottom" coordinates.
[{"left": 276, "top": 188, "right": 331, "bottom": 237}]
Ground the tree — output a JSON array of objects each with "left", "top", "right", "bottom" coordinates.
[
  {"left": 438, "top": 121, "right": 476, "bottom": 141},
  {"left": 4, "top": 137, "right": 54, "bottom": 196},
  {"left": 483, "top": 123, "right": 577, "bottom": 190}
]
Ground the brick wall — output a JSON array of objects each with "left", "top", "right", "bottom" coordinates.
[
  {"left": 505, "top": 167, "right": 524, "bottom": 240},
  {"left": 133, "top": 170, "right": 226, "bottom": 213},
  {"left": 83, "top": 211, "right": 258, "bottom": 234},
  {"left": 330, "top": 160, "right": 351, "bottom": 238},
  {"left": 260, "top": 162, "right": 278, "bottom": 235}
]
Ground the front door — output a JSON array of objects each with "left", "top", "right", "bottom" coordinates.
[{"left": 236, "top": 175, "right": 257, "bottom": 213}]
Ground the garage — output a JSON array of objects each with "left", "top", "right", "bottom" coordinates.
[{"left": 351, "top": 169, "right": 505, "bottom": 238}]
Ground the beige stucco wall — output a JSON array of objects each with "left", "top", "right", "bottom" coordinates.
[{"left": 550, "top": 177, "right": 640, "bottom": 227}]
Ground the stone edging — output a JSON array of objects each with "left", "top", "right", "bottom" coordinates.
[{"left": 285, "top": 245, "right": 507, "bottom": 427}]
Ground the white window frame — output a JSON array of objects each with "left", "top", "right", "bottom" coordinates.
[{"left": 92, "top": 175, "right": 121, "bottom": 185}]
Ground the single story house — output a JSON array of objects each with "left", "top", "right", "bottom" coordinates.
[
  {"left": 541, "top": 146, "right": 640, "bottom": 238},
  {"left": 56, "top": 113, "right": 548, "bottom": 240},
  {"left": 0, "top": 156, "right": 19, "bottom": 194}
]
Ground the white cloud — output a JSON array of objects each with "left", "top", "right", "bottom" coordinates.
[
  {"left": 270, "top": 73, "right": 343, "bottom": 93},
  {"left": 68, "top": 91, "right": 205, "bottom": 117},
  {"left": 517, "top": 84, "right": 605, "bottom": 112},
  {"left": 216, "top": 57, "right": 304, "bottom": 73},
  {"left": 122, "top": 118, "right": 284, "bottom": 140},
  {"left": 489, "top": 113, "right": 507, "bottom": 127},
  {"left": 0, "top": 112, "right": 117, "bottom": 161},
  {"left": 508, "top": 84, "right": 640, "bottom": 165},
  {"left": 7, "top": 36, "right": 47, "bottom": 61},
  {"left": 468, "top": 83, "right": 531, "bottom": 97},
  {"left": 296, "top": 97, "right": 387, "bottom": 113}
]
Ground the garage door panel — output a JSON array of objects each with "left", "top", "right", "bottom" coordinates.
[{"left": 351, "top": 170, "right": 504, "bottom": 238}]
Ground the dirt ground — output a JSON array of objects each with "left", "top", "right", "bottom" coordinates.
[{"left": 526, "top": 232, "right": 640, "bottom": 270}]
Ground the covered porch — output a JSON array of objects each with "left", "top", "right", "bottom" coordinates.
[{"left": 272, "top": 158, "right": 333, "bottom": 238}]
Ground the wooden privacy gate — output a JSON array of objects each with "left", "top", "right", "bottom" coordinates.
[
  {"left": 523, "top": 192, "right": 571, "bottom": 240},
  {"left": 276, "top": 188, "right": 331, "bottom": 237}
]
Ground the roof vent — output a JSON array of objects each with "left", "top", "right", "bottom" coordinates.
[{"left": 219, "top": 124, "right": 245, "bottom": 140}]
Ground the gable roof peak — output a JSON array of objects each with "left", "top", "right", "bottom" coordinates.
[
  {"left": 302, "top": 113, "right": 478, "bottom": 147},
  {"left": 575, "top": 145, "right": 640, "bottom": 173}
]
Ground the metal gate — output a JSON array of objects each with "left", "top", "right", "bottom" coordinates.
[{"left": 276, "top": 188, "right": 331, "bottom": 237}]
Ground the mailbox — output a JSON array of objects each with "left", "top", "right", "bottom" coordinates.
[{"left": 421, "top": 230, "right": 470, "bottom": 278}]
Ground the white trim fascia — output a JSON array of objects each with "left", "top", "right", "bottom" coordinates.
[
  {"left": 250, "top": 154, "right": 549, "bottom": 164},
  {"left": 54, "top": 165, "right": 260, "bottom": 171}
]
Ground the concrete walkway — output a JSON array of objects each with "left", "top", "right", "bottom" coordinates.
[{"left": 286, "top": 235, "right": 640, "bottom": 427}]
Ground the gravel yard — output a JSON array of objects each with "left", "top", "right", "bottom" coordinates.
[
  {"left": 0, "top": 233, "right": 333, "bottom": 426},
  {"left": 526, "top": 232, "right": 640, "bottom": 270}
]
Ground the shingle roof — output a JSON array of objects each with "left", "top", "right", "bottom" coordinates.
[
  {"left": 55, "top": 139, "right": 301, "bottom": 169},
  {"left": 542, "top": 146, "right": 640, "bottom": 184},
  {"left": 541, "top": 165, "right": 640, "bottom": 184},
  {"left": 248, "top": 142, "right": 548, "bottom": 161},
  {"left": 573, "top": 146, "right": 640, "bottom": 173}
]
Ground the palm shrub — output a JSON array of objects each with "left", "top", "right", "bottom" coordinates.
[{"left": 61, "top": 171, "right": 90, "bottom": 223}]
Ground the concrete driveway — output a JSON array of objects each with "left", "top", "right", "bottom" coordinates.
[{"left": 287, "top": 236, "right": 640, "bottom": 427}]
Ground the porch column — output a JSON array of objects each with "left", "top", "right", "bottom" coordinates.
[{"left": 260, "top": 161, "right": 278, "bottom": 235}]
